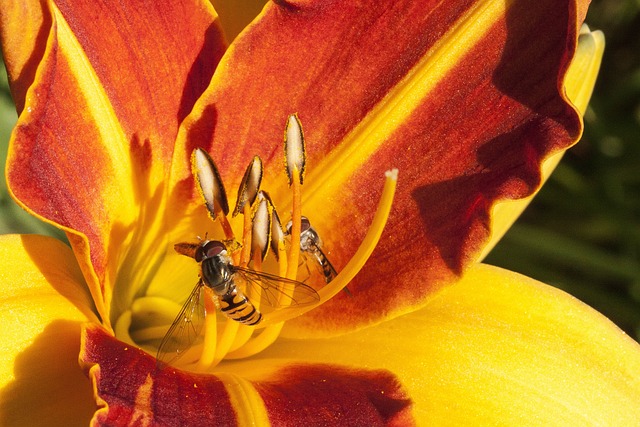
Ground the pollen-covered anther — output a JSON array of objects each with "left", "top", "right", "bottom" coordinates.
[
  {"left": 269, "top": 194, "right": 286, "bottom": 262},
  {"left": 192, "top": 148, "right": 234, "bottom": 241},
  {"left": 192, "top": 148, "right": 229, "bottom": 219},
  {"left": 283, "top": 114, "right": 306, "bottom": 280},
  {"left": 284, "top": 114, "right": 306, "bottom": 185},
  {"left": 251, "top": 191, "right": 272, "bottom": 262},
  {"left": 233, "top": 155, "right": 263, "bottom": 217}
]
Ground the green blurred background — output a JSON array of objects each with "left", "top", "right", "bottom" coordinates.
[{"left": 1, "top": 1, "right": 639, "bottom": 340}]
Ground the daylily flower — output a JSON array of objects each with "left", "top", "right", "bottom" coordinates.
[{"left": 1, "top": 0, "right": 639, "bottom": 425}]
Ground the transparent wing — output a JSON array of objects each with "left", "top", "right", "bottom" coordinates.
[
  {"left": 231, "top": 266, "right": 320, "bottom": 311},
  {"left": 156, "top": 281, "right": 206, "bottom": 368}
]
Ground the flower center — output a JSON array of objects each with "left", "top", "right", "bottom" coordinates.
[{"left": 119, "top": 114, "right": 397, "bottom": 371}]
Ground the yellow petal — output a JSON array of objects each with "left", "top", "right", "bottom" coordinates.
[
  {"left": 82, "top": 324, "right": 413, "bottom": 425},
  {"left": 0, "top": 234, "right": 97, "bottom": 426},
  {"left": 565, "top": 24, "right": 605, "bottom": 115},
  {"left": 250, "top": 264, "right": 640, "bottom": 424},
  {"left": 479, "top": 24, "right": 605, "bottom": 260}
]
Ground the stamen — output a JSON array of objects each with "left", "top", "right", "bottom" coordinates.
[
  {"left": 211, "top": 186, "right": 261, "bottom": 363},
  {"left": 227, "top": 208, "right": 287, "bottom": 359},
  {"left": 191, "top": 148, "right": 240, "bottom": 368},
  {"left": 286, "top": 168, "right": 302, "bottom": 280},
  {"left": 261, "top": 168, "right": 398, "bottom": 325},
  {"left": 284, "top": 114, "right": 306, "bottom": 280},
  {"left": 225, "top": 322, "right": 285, "bottom": 360},
  {"left": 247, "top": 251, "right": 263, "bottom": 310},
  {"left": 233, "top": 156, "right": 263, "bottom": 266},
  {"left": 239, "top": 203, "right": 253, "bottom": 266},
  {"left": 228, "top": 128, "right": 304, "bottom": 360},
  {"left": 212, "top": 320, "right": 239, "bottom": 366},
  {"left": 284, "top": 114, "right": 306, "bottom": 185}
]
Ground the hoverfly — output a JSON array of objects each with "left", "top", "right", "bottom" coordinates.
[
  {"left": 156, "top": 239, "right": 319, "bottom": 366},
  {"left": 286, "top": 216, "right": 338, "bottom": 284}
]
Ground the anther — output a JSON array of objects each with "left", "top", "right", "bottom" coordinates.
[
  {"left": 233, "top": 156, "right": 264, "bottom": 266},
  {"left": 270, "top": 200, "right": 286, "bottom": 262},
  {"left": 192, "top": 148, "right": 234, "bottom": 240},
  {"left": 192, "top": 148, "right": 229, "bottom": 219},
  {"left": 233, "top": 156, "right": 263, "bottom": 217},
  {"left": 284, "top": 114, "right": 306, "bottom": 185},
  {"left": 251, "top": 191, "right": 272, "bottom": 262}
]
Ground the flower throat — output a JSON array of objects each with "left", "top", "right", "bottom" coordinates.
[{"left": 132, "top": 114, "right": 398, "bottom": 371}]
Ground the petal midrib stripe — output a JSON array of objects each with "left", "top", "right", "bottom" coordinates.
[{"left": 300, "top": 0, "right": 511, "bottom": 204}]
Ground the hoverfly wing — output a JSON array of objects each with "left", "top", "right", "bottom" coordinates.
[
  {"left": 231, "top": 266, "right": 320, "bottom": 310},
  {"left": 156, "top": 282, "right": 206, "bottom": 368}
]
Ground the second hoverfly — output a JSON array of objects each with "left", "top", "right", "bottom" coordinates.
[
  {"left": 286, "top": 216, "right": 338, "bottom": 284},
  {"left": 157, "top": 239, "right": 319, "bottom": 366}
]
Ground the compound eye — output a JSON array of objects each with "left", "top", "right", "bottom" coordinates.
[
  {"left": 285, "top": 216, "right": 311, "bottom": 234},
  {"left": 196, "top": 240, "right": 226, "bottom": 261},
  {"left": 300, "top": 216, "right": 311, "bottom": 232}
]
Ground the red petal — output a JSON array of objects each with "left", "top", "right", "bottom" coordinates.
[
  {"left": 182, "top": 0, "right": 586, "bottom": 332},
  {"left": 49, "top": 0, "right": 225, "bottom": 160},
  {"left": 4, "top": 1, "right": 225, "bottom": 317},
  {"left": 256, "top": 364, "right": 414, "bottom": 426},
  {"left": 81, "top": 325, "right": 414, "bottom": 426},
  {"left": 0, "top": 1, "right": 50, "bottom": 113},
  {"left": 3, "top": 0, "right": 224, "bottom": 140},
  {"left": 81, "top": 325, "right": 238, "bottom": 426}
]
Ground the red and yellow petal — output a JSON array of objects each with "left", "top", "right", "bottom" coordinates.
[
  {"left": 81, "top": 264, "right": 640, "bottom": 425},
  {"left": 0, "top": 1, "right": 50, "bottom": 113},
  {"left": 179, "top": 0, "right": 588, "bottom": 332},
  {"left": 2, "top": 0, "right": 224, "bottom": 137},
  {"left": 81, "top": 325, "right": 238, "bottom": 426},
  {"left": 254, "top": 364, "right": 413, "bottom": 426},
  {"left": 3, "top": 0, "right": 226, "bottom": 321},
  {"left": 268, "top": 264, "right": 640, "bottom": 424},
  {"left": 479, "top": 24, "right": 605, "bottom": 260},
  {"left": 81, "top": 325, "right": 413, "bottom": 425},
  {"left": 0, "top": 234, "right": 97, "bottom": 426}
]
